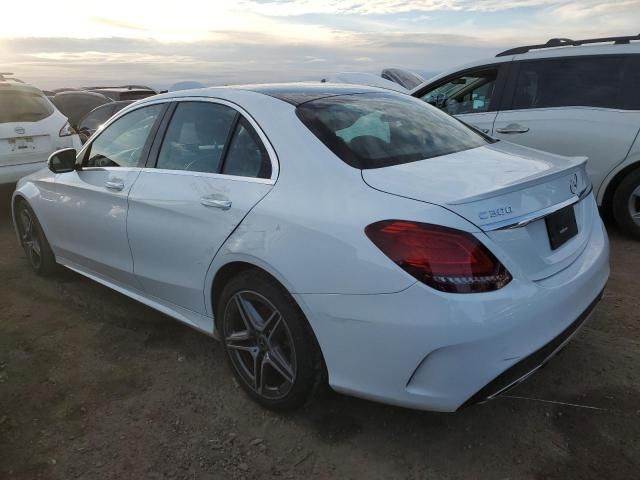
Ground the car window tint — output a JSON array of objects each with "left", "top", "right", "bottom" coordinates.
[
  {"left": 512, "top": 57, "right": 625, "bottom": 110},
  {"left": 79, "top": 105, "right": 114, "bottom": 131},
  {"left": 622, "top": 56, "right": 640, "bottom": 110},
  {"left": 157, "top": 102, "right": 237, "bottom": 173},
  {"left": 297, "top": 92, "right": 490, "bottom": 169},
  {"left": 83, "top": 104, "right": 163, "bottom": 168},
  {"left": 0, "top": 90, "right": 54, "bottom": 123},
  {"left": 421, "top": 70, "right": 497, "bottom": 115},
  {"left": 52, "top": 92, "right": 111, "bottom": 127},
  {"left": 221, "top": 118, "right": 271, "bottom": 179}
]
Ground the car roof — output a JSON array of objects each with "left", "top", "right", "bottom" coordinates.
[
  {"left": 238, "top": 83, "right": 396, "bottom": 105},
  {"left": 410, "top": 36, "right": 640, "bottom": 94},
  {"left": 85, "top": 85, "right": 156, "bottom": 93},
  {"left": 0, "top": 79, "right": 44, "bottom": 94},
  {"left": 54, "top": 90, "right": 112, "bottom": 100},
  {"left": 137, "top": 82, "right": 399, "bottom": 107}
]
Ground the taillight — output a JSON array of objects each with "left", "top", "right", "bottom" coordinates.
[
  {"left": 59, "top": 121, "right": 76, "bottom": 137},
  {"left": 365, "top": 220, "right": 511, "bottom": 293}
]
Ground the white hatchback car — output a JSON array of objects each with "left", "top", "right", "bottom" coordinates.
[
  {"left": 12, "top": 84, "right": 609, "bottom": 412},
  {"left": 411, "top": 34, "right": 640, "bottom": 238},
  {"left": 0, "top": 74, "right": 82, "bottom": 185}
]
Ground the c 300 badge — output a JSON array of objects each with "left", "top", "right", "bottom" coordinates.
[{"left": 479, "top": 206, "right": 513, "bottom": 220}]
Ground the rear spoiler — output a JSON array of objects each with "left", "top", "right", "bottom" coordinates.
[{"left": 447, "top": 156, "right": 588, "bottom": 205}]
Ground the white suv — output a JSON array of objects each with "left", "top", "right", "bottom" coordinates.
[
  {"left": 0, "top": 74, "right": 81, "bottom": 185},
  {"left": 411, "top": 35, "right": 640, "bottom": 238}
]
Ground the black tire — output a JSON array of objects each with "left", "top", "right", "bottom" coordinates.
[
  {"left": 15, "top": 199, "right": 58, "bottom": 276},
  {"left": 217, "top": 269, "right": 324, "bottom": 411},
  {"left": 612, "top": 168, "right": 640, "bottom": 239}
]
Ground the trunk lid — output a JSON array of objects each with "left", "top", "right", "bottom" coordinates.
[{"left": 361, "top": 142, "right": 594, "bottom": 281}]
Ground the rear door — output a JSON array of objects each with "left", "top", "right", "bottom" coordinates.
[
  {"left": 49, "top": 103, "right": 166, "bottom": 287},
  {"left": 414, "top": 64, "right": 510, "bottom": 134},
  {"left": 493, "top": 55, "right": 640, "bottom": 196},
  {"left": 126, "top": 99, "right": 276, "bottom": 319}
]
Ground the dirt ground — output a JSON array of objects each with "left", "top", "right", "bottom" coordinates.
[{"left": 0, "top": 187, "right": 638, "bottom": 480}]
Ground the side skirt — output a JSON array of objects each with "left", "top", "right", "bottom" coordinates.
[{"left": 57, "top": 256, "right": 218, "bottom": 339}]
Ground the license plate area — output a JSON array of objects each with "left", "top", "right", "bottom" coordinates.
[
  {"left": 8, "top": 137, "right": 35, "bottom": 152},
  {"left": 545, "top": 204, "right": 578, "bottom": 250}
]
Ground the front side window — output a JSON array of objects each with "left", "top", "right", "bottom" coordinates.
[
  {"left": 0, "top": 90, "right": 54, "bottom": 123},
  {"left": 157, "top": 102, "right": 237, "bottom": 173},
  {"left": 83, "top": 104, "right": 163, "bottom": 168},
  {"left": 512, "top": 57, "right": 625, "bottom": 110},
  {"left": 420, "top": 70, "right": 497, "bottom": 115},
  {"left": 297, "top": 93, "right": 490, "bottom": 169}
]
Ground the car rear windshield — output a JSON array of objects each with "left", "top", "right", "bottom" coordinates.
[
  {"left": 0, "top": 90, "right": 54, "bottom": 123},
  {"left": 296, "top": 92, "right": 490, "bottom": 169}
]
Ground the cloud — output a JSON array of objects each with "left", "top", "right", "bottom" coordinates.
[
  {"left": 0, "top": 32, "right": 499, "bottom": 89},
  {"left": 1, "top": 0, "right": 638, "bottom": 90},
  {"left": 241, "top": 0, "right": 561, "bottom": 16}
]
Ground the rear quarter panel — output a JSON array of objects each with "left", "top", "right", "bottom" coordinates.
[{"left": 204, "top": 100, "right": 482, "bottom": 315}]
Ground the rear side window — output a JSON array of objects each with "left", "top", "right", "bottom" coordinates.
[
  {"left": 622, "top": 56, "right": 640, "bottom": 110},
  {"left": 0, "top": 90, "right": 54, "bottom": 123},
  {"left": 296, "top": 93, "right": 490, "bottom": 169},
  {"left": 512, "top": 57, "right": 626, "bottom": 110},
  {"left": 221, "top": 118, "right": 271, "bottom": 179}
]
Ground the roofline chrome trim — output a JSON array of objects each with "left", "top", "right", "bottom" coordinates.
[{"left": 481, "top": 184, "right": 593, "bottom": 231}]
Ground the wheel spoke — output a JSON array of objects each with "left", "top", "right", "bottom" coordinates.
[
  {"left": 234, "top": 294, "right": 262, "bottom": 332},
  {"left": 255, "top": 352, "right": 266, "bottom": 393},
  {"left": 227, "top": 342, "right": 258, "bottom": 356},
  {"left": 20, "top": 212, "right": 32, "bottom": 235},
  {"left": 20, "top": 212, "right": 33, "bottom": 244},
  {"left": 31, "top": 239, "right": 41, "bottom": 257},
  {"left": 226, "top": 330, "right": 251, "bottom": 342},
  {"left": 265, "top": 348, "right": 295, "bottom": 384},
  {"left": 263, "top": 311, "right": 282, "bottom": 340}
]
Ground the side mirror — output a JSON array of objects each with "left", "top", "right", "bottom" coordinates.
[{"left": 48, "top": 148, "right": 77, "bottom": 174}]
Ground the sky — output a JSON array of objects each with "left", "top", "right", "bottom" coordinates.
[{"left": 1, "top": 0, "right": 639, "bottom": 90}]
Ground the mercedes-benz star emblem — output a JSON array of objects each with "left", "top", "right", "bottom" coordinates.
[{"left": 569, "top": 173, "right": 579, "bottom": 195}]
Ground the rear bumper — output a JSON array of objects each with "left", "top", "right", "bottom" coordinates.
[
  {"left": 0, "top": 134, "right": 80, "bottom": 185},
  {"left": 460, "top": 288, "right": 603, "bottom": 408},
  {"left": 294, "top": 212, "right": 609, "bottom": 412},
  {"left": 0, "top": 161, "right": 47, "bottom": 185}
]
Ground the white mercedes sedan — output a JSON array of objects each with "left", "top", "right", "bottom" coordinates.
[{"left": 12, "top": 84, "right": 609, "bottom": 412}]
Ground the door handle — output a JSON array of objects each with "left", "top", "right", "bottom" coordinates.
[
  {"left": 496, "top": 124, "right": 530, "bottom": 134},
  {"left": 105, "top": 180, "right": 125, "bottom": 191},
  {"left": 201, "top": 197, "right": 232, "bottom": 210}
]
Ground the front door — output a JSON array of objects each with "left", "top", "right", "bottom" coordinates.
[
  {"left": 416, "top": 66, "right": 506, "bottom": 134},
  {"left": 49, "top": 103, "right": 166, "bottom": 287}
]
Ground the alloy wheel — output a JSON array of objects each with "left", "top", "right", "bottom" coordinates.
[
  {"left": 223, "top": 290, "right": 297, "bottom": 399},
  {"left": 629, "top": 185, "right": 640, "bottom": 227},
  {"left": 19, "top": 208, "right": 42, "bottom": 270}
]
